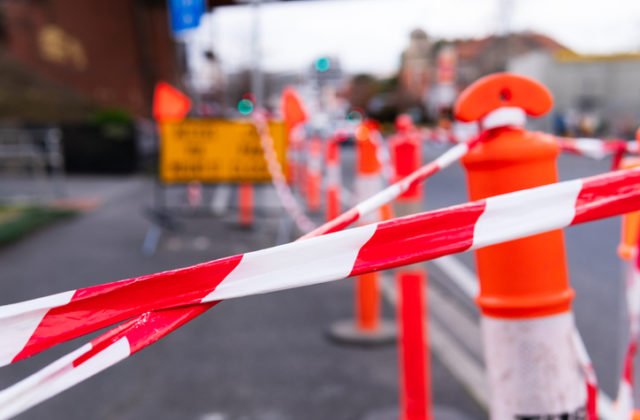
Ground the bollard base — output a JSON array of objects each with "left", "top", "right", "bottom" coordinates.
[
  {"left": 362, "top": 405, "right": 473, "bottom": 420},
  {"left": 326, "top": 319, "right": 396, "bottom": 347}
]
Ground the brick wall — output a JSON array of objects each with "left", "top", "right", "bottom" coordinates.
[{"left": 1, "top": 0, "right": 178, "bottom": 117}]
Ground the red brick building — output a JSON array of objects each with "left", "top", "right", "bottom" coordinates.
[{"left": 1, "top": 0, "right": 179, "bottom": 118}]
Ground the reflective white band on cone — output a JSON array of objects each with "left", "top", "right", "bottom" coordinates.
[{"left": 482, "top": 312, "right": 586, "bottom": 419}]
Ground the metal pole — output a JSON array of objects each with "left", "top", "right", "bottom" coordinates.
[{"left": 251, "top": 0, "right": 263, "bottom": 107}]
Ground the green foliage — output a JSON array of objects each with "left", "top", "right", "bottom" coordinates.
[
  {"left": 91, "top": 109, "right": 133, "bottom": 126},
  {"left": 0, "top": 205, "right": 76, "bottom": 247}
]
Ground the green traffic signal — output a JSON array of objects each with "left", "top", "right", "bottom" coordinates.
[
  {"left": 315, "top": 57, "right": 330, "bottom": 72},
  {"left": 238, "top": 99, "right": 254, "bottom": 115}
]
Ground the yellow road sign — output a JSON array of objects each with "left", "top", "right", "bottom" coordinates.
[{"left": 159, "top": 119, "right": 288, "bottom": 183}]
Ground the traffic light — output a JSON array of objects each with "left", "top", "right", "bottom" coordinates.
[
  {"left": 238, "top": 99, "right": 253, "bottom": 115},
  {"left": 315, "top": 57, "right": 331, "bottom": 72}
]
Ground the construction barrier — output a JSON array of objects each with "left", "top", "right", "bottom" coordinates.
[
  {"left": 2, "top": 162, "right": 640, "bottom": 417},
  {"left": 145, "top": 82, "right": 292, "bottom": 254},
  {"left": 5, "top": 76, "right": 640, "bottom": 419},
  {"left": 301, "top": 128, "right": 485, "bottom": 239},
  {"left": 421, "top": 127, "right": 458, "bottom": 145},
  {"left": 558, "top": 137, "right": 635, "bottom": 160},
  {"left": 2, "top": 105, "right": 489, "bottom": 418},
  {"left": 421, "top": 120, "right": 640, "bottom": 167}
]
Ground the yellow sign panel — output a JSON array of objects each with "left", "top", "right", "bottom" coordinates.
[{"left": 159, "top": 119, "right": 288, "bottom": 183}]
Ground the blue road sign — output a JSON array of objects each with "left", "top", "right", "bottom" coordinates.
[{"left": 168, "top": 0, "right": 205, "bottom": 34}]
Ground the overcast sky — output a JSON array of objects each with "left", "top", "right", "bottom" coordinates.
[{"left": 186, "top": 0, "right": 640, "bottom": 76}]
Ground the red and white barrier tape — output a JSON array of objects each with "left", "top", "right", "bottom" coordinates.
[
  {"left": 422, "top": 127, "right": 639, "bottom": 164},
  {"left": 2, "top": 166, "right": 640, "bottom": 379},
  {"left": 0, "top": 303, "right": 215, "bottom": 419},
  {"left": 571, "top": 328, "right": 599, "bottom": 419},
  {"left": 421, "top": 127, "right": 459, "bottom": 144},
  {"left": 372, "top": 129, "right": 393, "bottom": 183},
  {"left": 558, "top": 137, "right": 637, "bottom": 160},
  {"left": 615, "top": 246, "right": 640, "bottom": 419},
  {"left": 301, "top": 133, "right": 485, "bottom": 239},
  {"left": 253, "top": 112, "right": 317, "bottom": 233},
  {"left": 0, "top": 124, "right": 486, "bottom": 417},
  {"left": 5, "top": 151, "right": 640, "bottom": 416}
]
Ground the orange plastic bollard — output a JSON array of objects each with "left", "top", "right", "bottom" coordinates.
[
  {"left": 327, "top": 121, "right": 395, "bottom": 346},
  {"left": 618, "top": 130, "right": 640, "bottom": 260},
  {"left": 356, "top": 121, "right": 394, "bottom": 222},
  {"left": 306, "top": 136, "right": 323, "bottom": 213},
  {"left": 390, "top": 115, "right": 432, "bottom": 420},
  {"left": 391, "top": 115, "right": 423, "bottom": 203},
  {"left": 356, "top": 271, "right": 380, "bottom": 330},
  {"left": 238, "top": 183, "right": 253, "bottom": 228},
  {"left": 354, "top": 122, "right": 387, "bottom": 333},
  {"left": 280, "top": 87, "right": 308, "bottom": 189},
  {"left": 456, "top": 73, "right": 587, "bottom": 418},
  {"left": 325, "top": 136, "right": 341, "bottom": 222},
  {"left": 397, "top": 271, "right": 430, "bottom": 420},
  {"left": 618, "top": 157, "right": 640, "bottom": 260}
]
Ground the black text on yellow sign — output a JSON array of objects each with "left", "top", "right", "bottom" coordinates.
[{"left": 159, "top": 119, "right": 288, "bottom": 183}]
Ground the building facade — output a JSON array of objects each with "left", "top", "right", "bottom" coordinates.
[{"left": 1, "top": 0, "right": 178, "bottom": 118}]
